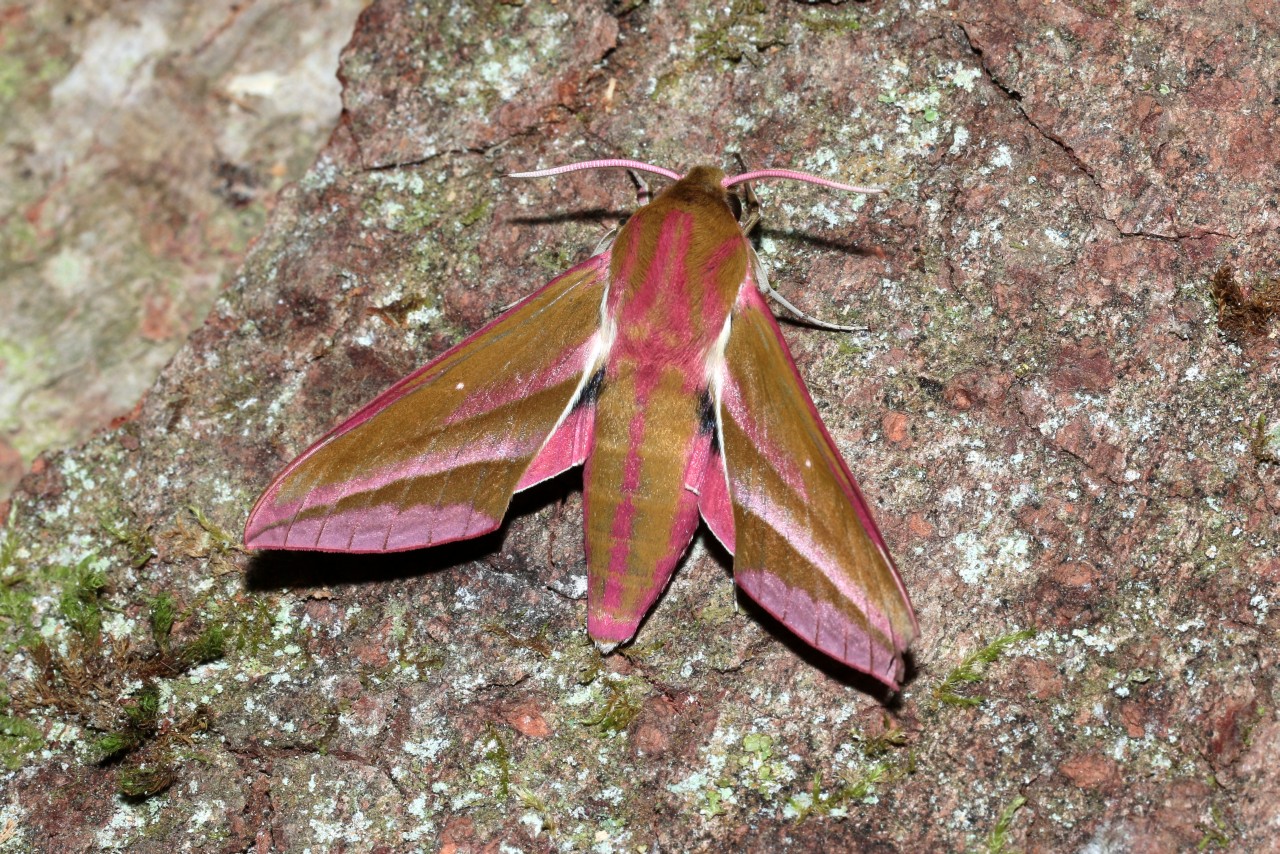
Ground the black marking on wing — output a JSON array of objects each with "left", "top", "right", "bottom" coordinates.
[
  {"left": 572, "top": 367, "right": 606, "bottom": 412},
  {"left": 698, "top": 387, "right": 718, "bottom": 450}
]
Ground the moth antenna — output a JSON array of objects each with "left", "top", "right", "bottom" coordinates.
[
  {"left": 509, "top": 159, "right": 682, "bottom": 182},
  {"left": 723, "top": 168, "right": 885, "bottom": 195}
]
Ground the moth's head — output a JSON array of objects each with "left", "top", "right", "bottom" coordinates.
[
  {"left": 680, "top": 165, "right": 729, "bottom": 195},
  {"left": 666, "top": 165, "right": 736, "bottom": 216}
]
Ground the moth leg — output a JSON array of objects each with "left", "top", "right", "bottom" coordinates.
[
  {"left": 591, "top": 224, "right": 619, "bottom": 256},
  {"left": 731, "top": 154, "right": 863, "bottom": 332},
  {"left": 728, "top": 153, "right": 762, "bottom": 235},
  {"left": 583, "top": 168, "right": 648, "bottom": 259},
  {"left": 626, "top": 169, "right": 651, "bottom": 206},
  {"left": 747, "top": 249, "right": 865, "bottom": 332},
  {"left": 747, "top": 250, "right": 866, "bottom": 333},
  {"left": 738, "top": 180, "right": 761, "bottom": 235}
]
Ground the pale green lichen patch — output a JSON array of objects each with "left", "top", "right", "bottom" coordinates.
[{"left": 363, "top": 168, "right": 442, "bottom": 233}]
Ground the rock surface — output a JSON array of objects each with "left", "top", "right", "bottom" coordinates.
[
  {"left": 1, "top": 1, "right": 1277, "bottom": 851},
  {"left": 0, "top": 0, "right": 363, "bottom": 498}
]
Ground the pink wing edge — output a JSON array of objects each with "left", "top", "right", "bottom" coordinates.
[{"left": 243, "top": 253, "right": 610, "bottom": 552}]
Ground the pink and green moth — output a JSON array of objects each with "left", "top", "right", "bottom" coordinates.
[{"left": 244, "top": 158, "right": 919, "bottom": 689}]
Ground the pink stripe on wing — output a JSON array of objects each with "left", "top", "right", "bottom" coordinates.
[
  {"left": 732, "top": 285, "right": 899, "bottom": 567},
  {"left": 720, "top": 371, "right": 810, "bottom": 500},
  {"left": 442, "top": 338, "right": 596, "bottom": 426},
  {"left": 516, "top": 404, "right": 596, "bottom": 491},
  {"left": 267, "top": 435, "right": 538, "bottom": 527},
  {"left": 733, "top": 484, "right": 895, "bottom": 647},
  {"left": 309, "top": 254, "right": 610, "bottom": 442},
  {"left": 696, "top": 451, "right": 735, "bottom": 552}
]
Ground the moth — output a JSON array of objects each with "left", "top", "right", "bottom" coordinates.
[{"left": 244, "top": 159, "right": 918, "bottom": 689}]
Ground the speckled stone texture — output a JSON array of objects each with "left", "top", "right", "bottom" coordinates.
[
  {"left": 0, "top": 0, "right": 363, "bottom": 500},
  {"left": 1, "top": 1, "right": 1277, "bottom": 851}
]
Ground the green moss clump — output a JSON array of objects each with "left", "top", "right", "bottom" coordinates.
[
  {"left": 149, "top": 592, "right": 177, "bottom": 650},
  {"left": 482, "top": 723, "right": 512, "bottom": 799},
  {"left": 180, "top": 624, "right": 226, "bottom": 666},
  {"left": 58, "top": 557, "right": 108, "bottom": 644},
  {"left": 0, "top": 571, "right": 34, "bottom": 647},
  {"left": 124, "top": 685, "right": 161, "bottom": 731},
  {"left": 118, "top": 764, "right": 176, "bottom": 798},
  {"left": 579, "top": 679, "right": 644, "bottom": 735},
  {"left": 99, "top": 510, "right": 154, "bottom": 569},
  {"left": 0, "top": 714, "right": 43, "bottom": 769},
  {"left": 934, "top": 629, "right": 1037, "bottom": 707},
  {"left": 95, "top": 731, "right": 141, "bottom": 760},
  {"left": 459, "top": 199, "right": 492, "bottom": 228},
  {"left": 984, "top": 795, "right": 1028, "bottom": 854}
]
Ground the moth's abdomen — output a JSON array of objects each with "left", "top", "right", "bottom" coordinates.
[{"left": 582, "top": 365, "right": 709, "bottom": 644}]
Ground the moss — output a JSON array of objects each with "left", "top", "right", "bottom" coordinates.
[
  {"left": 578, "top": 677, "right": 644, "bottom": 734},
  {"left": 57, "top": 556, "right": 108, "bottom": 646},
  {"left": 1246, "top": 414, "right": 1280, "bottom": 465},
  {"left": 164, "top": 506, "right": 241, "bottom": 577},
  {"left": 180, "top": 623, "right": 226, "bottom": 666},
  {"left": 787, "top": 716, "right": 914, "bottom": 822},
  {"left": 653, "top": 0, "right": 780, "bottom": 100},
  {"left": 1196, "top": 805, "right": 1231, "bottom": 851},
  {"left": 481, "top": 722, "right": 512, "bottom": 800},
  {"left": 484, "top": 623, "right": 553, "bottom": 657},
  {"left": 124, "top": 684, "right": 161, "bottom": 731},
  {"left": 0, "top": 566, "right": 34, "bottom": 650},
  {"left": 363, "top": 169, "right": 444, "bottom": 234},
  {"left": 934, "top": 629, "right": 1037, "bottom": 707},
  {"left": 0, "top": 53, "right": 25, "bottom": 107},
  {"left": 691, "top": 0, "right": 773, "bottom": 67},
  {"left": 232, "top": 596, "right": 277, "bottom": 655},
  {"left": 0, "top": 714, "right": 43, "bottom": 770},
  {"left": 148, "top": 592, "right": 177, "bottom": 650},
  {"left": 99, "top": 509, "right": 155, "bottom": 569},
  {"left": 791, "top": 761, "right": 895, "bottom": 821},
  {"left": 118, "top": 764, "right": 176, "bottom": 798},
  {"left": 0, "top": 510, "right": 21, "bottom": 572},
  {"left": 95, "top": 730, "right": 141, "bottom": 760},
  {"left": 4, "top": 545, "right": 228, "bottom": 794},
  {"left": 459, "top": 198, "right": 493, "bottom": 228},
  {"left": 0, "top": 512, "right": 32, "bottom": 645},
  {"left": 800, "top": 8, "right": 864, "bottom": 35},
  {"left": 983, "top": 795, "right": 1028, "bottom": 854},
  {"left": 186, "top": 505, "right": 240, "bottom": 553},
  {"left": 742, "top": 731, "right": 773, "bottom": 761},
  {"left": 852, "top": 718, "right": 910, "bottom": 758},
  {"left": 531, "top": 244, "right": 582, "bottom": 276},
  {"left": 1210, "top": 264, "right": 1280, "bottom": 340},
  {"left": 512, "top": 784, "right": 559, "bottom": 837}
]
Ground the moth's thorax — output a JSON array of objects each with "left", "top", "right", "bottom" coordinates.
[{"left": 606, "top": 168, "right": 749, "bottom": 368}]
